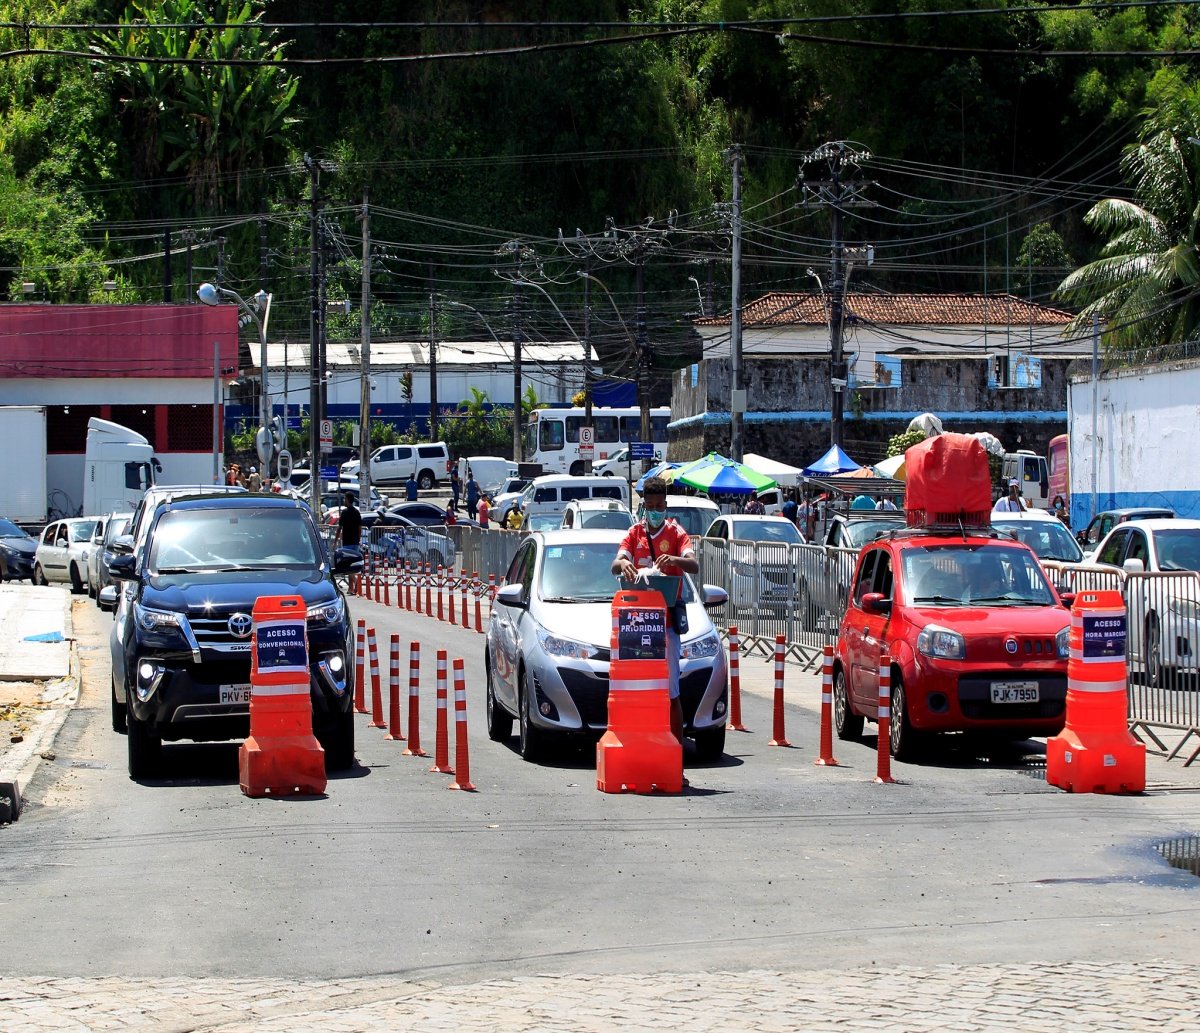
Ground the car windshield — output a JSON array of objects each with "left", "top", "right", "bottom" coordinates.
[
  {"left": 993, "top": 519, "right": 1082, "bottom": 562},
  {"left": 666, "top": 506, "right": 719, "bottom": 536},
  {"left": 0, "top": 518, "right": 30, "bottom": 538},
  {"left": 538, "top": 541, "right": 696, "bottom": 603},
  {"left": 902, "top": 543, "right": 1055, "bottom": 606},
  {"left": 578, "top": 510, "right": 634, "bottom": 529},
  {"left": 526, "top": 513, "right": 562, "bottom": 531},
  {"left": 69, "top": 519, "right": 99, "bottom": 541},
  {"left": 728, "top": 520, "right": 803, "bottom": 545},
  {"left": 845, "top": 517, "right": 904, "bottom": 548},
  {"left": 148, "top": 508, "right": 321, "bottom": 571},
  {"left": 1153, "top": 528, "right": 1200, "bottom": 571}
]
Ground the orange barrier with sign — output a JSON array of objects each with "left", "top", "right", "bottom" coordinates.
[
  {"left": 1047, "top": 589, "right": 1145, "bottom": 793},
  {"left": 239, "top": 595, "right": 327, "bottom": 797},
  {"left": 596, "top": 586, "right": 683, "bottom": 794}
]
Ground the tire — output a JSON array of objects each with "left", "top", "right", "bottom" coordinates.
[
  {"left": 69, "top": 564, "right": 84, "bottom": 595},
  {"left": 1144, "top": 614, "right": 1177, "bottom": 688},
  {"left": 126, "top": 701, "right": 161, "bottom": 779},
  {"left": 517, "top": 667, "right": 546, "bottom": 762},
  {"left": 87, "top": 570, "right": 97, "bottom": 598},
  {"left": 417, "top": 470, "right": 435, "bottom": 491},
  {"left": 569, "top": 461, "right": 584, "bottom": 476},
  {"left": 833, "top": 667, "right": 863, "bottom": 740},
  {"left": 888, "top": 672, "right": 922, "bottom": 762},
  {"left": 32, "top": 563, "right": 47, "bottom": 587},
  {"left": 692, "top": 724, "right": 726, "bottom": 762},
  {"left": 111, "top": 675, "right": 127, "bottom": 734},
  {"left": 485, "top": 658, "right": 514, "bottom": 742},
  {"left": 318, "top": 708, "right": 356, "bottom": 771}
]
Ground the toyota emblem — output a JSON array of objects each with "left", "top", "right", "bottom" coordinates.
[
  {"left": 1004, "top": 637, "right": 1018, "bottom": 655},
  {"left": 228, "top": 613, "right": 253, "bottom": 639}
]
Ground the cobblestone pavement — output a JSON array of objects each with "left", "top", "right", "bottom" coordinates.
[{"left": 7, "top": 962, "right": 1200, "bottom": 1032}]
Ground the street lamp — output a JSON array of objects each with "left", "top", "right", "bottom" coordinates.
[{"left": 198, "top": 282, "right": 274, "bottom": 472}]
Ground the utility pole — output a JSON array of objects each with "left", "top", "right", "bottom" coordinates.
[
  {"left": 358, "top": 189, "right": 372, "bottom": 506},
  {"left": 798, "top": 142, "right": 874, "bottom": 450},
  {"left": 497, "top": 240, "right": 530, "bottom": 464},
  {"left": 727, "top": 144, "right": 745, "bottom": 462},
  {"left": 635, "top": 245, "right": 650, "bottom": 463},
  {"left": 428, "top": 265, "right": 439, "bottom": 440},
  {"left": 582, "top": 255, "right": 593, "bottom": 474},
  {"left": 304, "top": 153, "right": 322, "bottom": 517}
]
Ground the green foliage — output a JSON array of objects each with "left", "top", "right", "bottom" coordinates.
[
  {"left": 440, "top": 388, "right": 514, "bottom": 458},
  {"left": 887, "top": 429, "right": 925, "bottom": 459}
]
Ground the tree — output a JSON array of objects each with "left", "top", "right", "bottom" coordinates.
[{"left": 1057, "top": 84, "right": 1200, "bottom": 353}]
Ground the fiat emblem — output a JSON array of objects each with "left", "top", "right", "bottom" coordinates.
[
  {"left": 228, "top": 613, "right": 253, "bottom": 639},
  {"left": 1004, "top": 637, "right": 1018, "bottom": 654}
]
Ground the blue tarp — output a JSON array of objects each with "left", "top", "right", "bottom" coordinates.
[{"left": 801, "top": 444, "right": 861, "bottom": 477}]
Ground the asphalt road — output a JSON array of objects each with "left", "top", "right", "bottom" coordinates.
[{"left": 6, "top": 591, "right": 1200, "bottom": 988}]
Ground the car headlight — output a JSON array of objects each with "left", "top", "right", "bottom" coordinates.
[
  {"left": 917, "top": 623, "right": 965, "bottom": 660},
  {"left": 681, "top": 631, "right": 721, "bottom": 659},
  {"left": 307, "top": 597, "right": 345, "bottom": 624},
  {"left": 134, "top": 603, "right": 186, "bottom": 632},
  {"left": 1169, "top": 597, "right": 1200, "bottom": 622},
  {"left": 536, "top": 628, "right": 600, "bottom": 659},
  {"left": 1056, "top": 625, "right": 1071, "bottom": 658}
]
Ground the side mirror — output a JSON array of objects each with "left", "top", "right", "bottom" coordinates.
[
  {"left": 495, "top": 583, "right": 527, "bottom": 609},
  {"left": 98, "top": 585, "right": 119, "bottom": 611},
  {"left": 1122, "top": 557, "right": 1145, "bottom": 574},
  {"left": 332, "top": 547, "right": 364, "bottom": 574},
  {"left": 110, "top": 533, "right": 135, "bottom": 556},
  {"left": 107, "top": 553, "right": 137, "bottom": 581},
  {"left": 862, "top": 591, "right": 892, "bottom": 615},
  {"left": 1059, "top": 591, "right": 1076, "bottom": 609},
  {"left": 701, "top": 584, "right": 728, "bottom": 608}
]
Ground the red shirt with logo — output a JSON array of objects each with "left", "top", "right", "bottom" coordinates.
[{"left": 616, "top": 519, "right": 694, "bottom": 576}]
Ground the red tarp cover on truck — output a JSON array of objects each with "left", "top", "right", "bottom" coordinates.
[{"left": 904, "top": 433, "right": 992, "bottom": 527}]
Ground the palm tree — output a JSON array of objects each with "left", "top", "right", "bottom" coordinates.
[{"left": 1058, "top": 88, "right": 1200, "bottom": 354}]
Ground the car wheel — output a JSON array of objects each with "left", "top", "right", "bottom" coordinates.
[
  {"left": 111, "top": 674, "right": 126, "bottom": 734},
  {"left": 692, "top": 724, "right": 726, "bottom": 762},
  {"left": 1144, "top": 614, "right": 1176, "bottom": 688},
  {"left": 87, "top": 571, "right": 96, "bottom": 598},
  {"left": 417, "top": 470, "right": 435, "bottom": 491},
  {"left": 833, "top": 666, "right": 863, "bottom": 740},
  {"left": 318, "top": 708, "right": 356, "bottom": 771},
  {"left": 126, "top": 700, "right": 161, "bottom": 779},
  {"left": 517, "top": 667, "right": 545, "bottom": 762},
  {"left": 69, "top": 564, "right": 84, "bottom": 594},
  {"left": 32, "top": 563, "right": 47, "bottom": 587},
  {"left": 485, "top": 657, "right": 514, "bottom": 742},
  {"left": 569, "top": 461, "right": 584, "bottom": 476},
  {"left": 889, "top": 672, "right": 922, "bottom": 762}
]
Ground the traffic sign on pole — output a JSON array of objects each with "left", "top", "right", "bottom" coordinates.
[
  {"left": 579, "top": 425, "right": 595, "bottom": 458},
  {"left": 319, "top": 418, "right": 333, "bottom": 455},
  {"left": 630, "top": 441, "right": 655, "bottom": 461}
]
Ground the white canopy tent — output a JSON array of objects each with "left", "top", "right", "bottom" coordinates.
[{"left": 742, "top": 452, "right": 804, "bottom": 487}]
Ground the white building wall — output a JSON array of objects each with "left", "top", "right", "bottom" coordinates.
[{"left": 1068, "top": 359, "right": 1200, "bottom": 524}]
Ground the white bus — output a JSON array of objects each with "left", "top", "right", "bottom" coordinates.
[{"left": 524, "top": 406, "right": 670, "bottom": 475}]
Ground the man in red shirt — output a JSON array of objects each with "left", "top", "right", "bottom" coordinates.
[{"left": 610, "top": 476, "right": 698, "bottom": 744}]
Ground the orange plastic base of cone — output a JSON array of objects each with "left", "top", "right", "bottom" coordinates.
[
  {"left": 239, "top": 734, "right": 327, "bottom": 797},
  {"left": 596, "top": 728, "right": 683, "bottom": 793},
  {"left": 1046, "top": 726, "right": 1145, "bottom": 794}
]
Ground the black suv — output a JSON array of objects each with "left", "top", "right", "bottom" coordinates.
[{"left": 108, "top": 493, "right": 362, "bottom": 778}]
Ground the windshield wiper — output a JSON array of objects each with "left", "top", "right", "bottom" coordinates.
[
  {"left": 915, "top": 594, "right": 960, "bottom": 603},
  {"left": 152, "top": 566, "right": 195, "bottom": 575},
  {"left": 541, "top": 595, "right": 602, "bottom": 604}
]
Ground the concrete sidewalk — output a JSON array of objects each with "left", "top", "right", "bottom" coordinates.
[{"left": 0, "top": 583, "right": 76, "bottom": 809}]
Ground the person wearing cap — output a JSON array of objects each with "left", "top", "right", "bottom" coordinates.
[
  {"left": 993, "top": 478, "right": 1026, "bottom": 512},
  {"left": 247, "top": 466, "right": 262, "bottom": 492}
]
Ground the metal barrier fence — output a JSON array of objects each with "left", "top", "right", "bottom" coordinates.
[{"left": 363, "top": 523, "right": 525, "bottom": 584}]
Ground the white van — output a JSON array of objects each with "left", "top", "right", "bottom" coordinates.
[
  {"left": 518, "top": 474, "right": 630, "bottom": 529},
  {"left": 656, "top": 494, "right": 722, "bottom": 537},
  {"left": 459, "top": 456, "right": 518, "bottom": 496}
]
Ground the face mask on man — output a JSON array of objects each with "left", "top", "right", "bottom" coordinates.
[{"left": 644, "top": 508, "right": 666, "bottom": 530}]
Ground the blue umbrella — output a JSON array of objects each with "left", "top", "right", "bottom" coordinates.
[
  {"left": 635, "top": 461, "right": 680, "bottom": 493},
  {"left": 801, "top": 444, "right": 861, "bottom": 477}
]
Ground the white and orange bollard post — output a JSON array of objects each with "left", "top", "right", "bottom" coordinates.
[
  {"left": 436, "top": 565, "right": 446, "bottom": 622},
  {"left": 875, "top": 654, "right": 896, "bottom": 784},
  {"left": 726, "top": 624, "right": 748, "bottom": 732},
  {"left": 429, "top": 649, "right": 453, "bottom": 774},
  {"left": 384, "top": 634, "right": 404, "bottom": 741},
  {"left": 447, "top": 567, "right": 458, "bottom": 626},
  {"left": 367, "top": 628, "right": 384, "bottom": 727},
  {"left": 474, "top": 572, "right": 485, "bottom": 634},
  {"left": 768, "top": 634, "right": 791, "bottom": 747},
  {"left": 404, "top": 561, "right": 413, "bottom": 611},
  {"left": 353, "top": 619, "right": 367, "bottom": 714},
  {"left": 461, "top": 569, "right": 470, "bottom": 627},
  {"left": 815, "top": 645, "right": 839, "bottom": 766},
  {"left": 424, "top": 563, "right": 433, "bottom": 617},
  {"left": 448, "top": 658, "right": 476, "bottom": 792},
  {"left": 402, "top": 642, "right": 426, "bottom": 757}
]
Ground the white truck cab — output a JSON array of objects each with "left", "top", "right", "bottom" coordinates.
[{"left": 82, "top": 418, "right": 160, "bottom": 517}]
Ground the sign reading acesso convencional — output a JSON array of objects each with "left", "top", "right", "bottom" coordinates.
[{"left": 255, "top": 619, "right": 308, "bottom": 676}]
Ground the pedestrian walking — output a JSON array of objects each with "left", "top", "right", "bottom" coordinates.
[
  {"left": 477, "top": 494, "right": 491, "bottom": 526},
  {"left": 449, "top": 466, "right": 462, "bottom": 512},
  {"left": 465, "top": 472, "right": 480, "bottom": 520},
  {"left": 247, "top": 466, "right": 262, "bottom": 492},
  {"left": 336, "top": 491, "right": 363, "bottom": 555},
  {"left": 993, "top": 479, "right": 1026, "bottom": 512}
]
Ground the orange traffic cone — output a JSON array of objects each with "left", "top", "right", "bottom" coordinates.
[
  {"left": 875, "top": 654, "right": 896, "bottom": 784},
  {"left": 429, "top": 649, "right": 453, "bottom": 773},
  {"left": 384, "top": 633, "right": 404, "bottom": 740},
  {"left": 353, "top": 619, "right": 367, "bottom": 714},
  {"left": 367, "top": 628, "right": 385, "bottom": 727},
  {"left": 768, "top": 635, "right": 791, "bottom": 747},
  {"left": 815, "top": 645, "right": 839, "bottom": 766},
  {"left": 402, "top": 642, "right": 426, "bottom": 757},
  {"left": 726, "top": 625, "right": 748, "bottom": 732},
  {"left": 461, "top": 570, "right": 470, "bottom": 627},
  {"left": 448, "top": 658, "right": 476, "bottom": 791}
]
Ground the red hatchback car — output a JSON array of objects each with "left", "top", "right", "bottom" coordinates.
[{"left": 833, "top": 528, "right": 1072, "bottom": 759}]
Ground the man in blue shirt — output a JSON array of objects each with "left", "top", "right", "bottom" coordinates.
[{"left": 405, "top": 473, "right": 418, "bottom": 501}]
